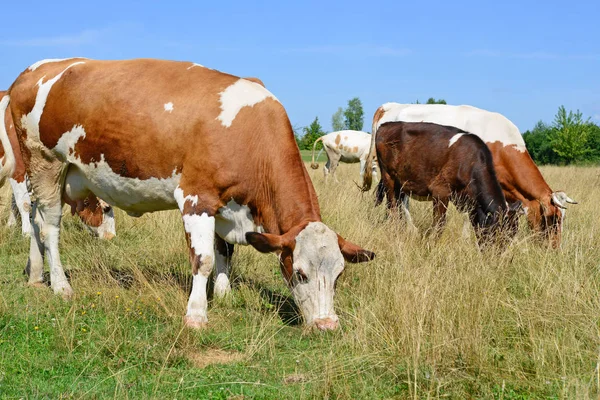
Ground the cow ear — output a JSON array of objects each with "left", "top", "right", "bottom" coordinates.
[
  {"left": 337, "top": 235, "right": 375, "bottom": 263},
  {"left": 246, "top": 232, "right": 284, "bottom": 253}
]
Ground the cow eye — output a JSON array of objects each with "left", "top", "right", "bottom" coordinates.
[{"left": 294, "top": 269, "right": 308, "bottom": 284}]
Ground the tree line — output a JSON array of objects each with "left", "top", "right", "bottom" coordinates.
[
  {"left": 295, "top": 99, "right": 599, "bottom": 165},
  {"left": 523, "top": 106, "right": 600, "bottom": 165}
]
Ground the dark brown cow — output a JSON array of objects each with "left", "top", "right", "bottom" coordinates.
[
  {"left": 371, "top": 121, "right": 519, "bottom": 244},
  {"left": 0, "top": 58, "right": 374, "bottom": 331},
  {"left": 365, "top": 103, "right": 577, "bottom": 248},
  {"left": 0, "top": 90, "right": 115, "bottom": 238}
]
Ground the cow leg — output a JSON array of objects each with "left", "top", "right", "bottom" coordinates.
[
  {"left": 7, "top": 194, "right": 18, "bottom": 227},
  {"left": 176, "top": 188, "right": 218, "bottom": 328},
  {"left": 399, "top": 194, "right": 415, "bottom": 226},
  {"left": 26, "top": 199, "right": 45, "bottom": 287},
  {"left": 9, "top": 178, "right": 32, "bottom": 236},
  {"left": 329, "top": 157, "right": 341, "bottom": 183},
  {"left": 214, "top": 235, "right": 234, "bottom": 298},
  {"left": 33, "top": 199, "right": 71, "bottom": 296},
  {"left": 432, "top": 198, "right": 449, "bottom": 236}
]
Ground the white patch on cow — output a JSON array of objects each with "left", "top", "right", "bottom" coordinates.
[
  {"left": 54, "top": 125, "right": 86, "bottom": 155},
  {"left": 187, "top": 273, "right": 209, "bottom": 323},
  {"left": 22, "top": 61, "right": 86, "bottom": 140},
  {"left": 182, "top": 213, "right": 215, "bottom": 257},
  {"left": 174, "top": 186, "right": 199, "bottom": 211},
  {"left": 28, "top": 58, "right": 84, "bottom": 71},
  {"left": 187, "top": 63, "right": 205, "bottom": 70},
  {"left": 448, "top": 133, "right": 464, "bottom": 147},
  {"left": 164, "top": 102, "right": 174, "bottom": 113},
  {"left": 8, "top": 178, "right": 32, "bottom": 236},
  {"left": 63, "top": 155, "right": 181, "bottom": 216},
  {"left": 214, "top": 273, "right": 231, "bottom": 297},
  {"left": 216, "top": 79, "right": 279, "bottom": 128},
  {"left": 291, "top": 221, "right": 344, "bottom": 326},
  {"left": 215, "top": 199, "right": 262, "bottom": 245},
  {"left": 377, "top": 103, "right": 527, "bottom": 152}
]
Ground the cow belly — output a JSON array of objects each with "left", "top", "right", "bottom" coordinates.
[
  {"left": 339, "top": 154, "right": 361, "bottom": 163},
  {"left": 215, "top": 199, "right": 262, "bottom": 245},
  {"left": 64, "top": 163, "right": 180, "bottom": 215}
]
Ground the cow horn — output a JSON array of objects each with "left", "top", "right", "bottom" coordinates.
[{"left": 551, "top": 193, "right": 567, "bottom": 209}]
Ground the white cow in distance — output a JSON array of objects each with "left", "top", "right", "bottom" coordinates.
[{"left": 310, "top": 130, "right": 377, "bottom": 182}]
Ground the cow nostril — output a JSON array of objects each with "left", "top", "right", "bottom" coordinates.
[{"left": 103, "top": 206, "right": 112, "bottom": 213}]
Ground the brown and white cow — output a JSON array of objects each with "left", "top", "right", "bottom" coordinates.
[
  {"left": 371, "top": 121, "right": 519, "bottom": 245},
  {"left": 310, "top": 130, "right": 377, "bottom": 182},
  {"left": 0, "top": 58, "right": 374, "bottom": 330},
  {"left": 0, "top": 90, "right": 115, "bottom": 238},
  {"left": 364, "top": 103, "right": 576, "bottom": 248}
]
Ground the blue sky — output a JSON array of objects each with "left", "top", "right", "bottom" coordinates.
[{"left": 1, "top": 0, "right": 598, "bottom": 133}]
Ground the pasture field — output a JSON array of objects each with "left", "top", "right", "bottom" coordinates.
[{"left": 0, "top": 164, "right": 599, "bottom": 399}]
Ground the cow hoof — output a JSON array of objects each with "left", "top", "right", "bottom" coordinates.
[
  {"left": 214, "top": 274, "right": 231, "bottom": 298},
  {"left": 184, "top": 316, "right": 208, "bottom": 329},
  {"left": 27, "top": 281, "right": 46, "bottom": 289},
  {"left": 54, "top": 286, "right": 74, "bottom": 300}
]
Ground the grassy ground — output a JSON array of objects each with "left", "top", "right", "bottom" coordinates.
[{"left": 1, "top": 164, "right": 599, "bottom": 399}]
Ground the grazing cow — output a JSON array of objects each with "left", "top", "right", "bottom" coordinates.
[
  {"left": 310, "top": 130, "right": 377, "bottom": 182},
  {"left": 370, "top": 121, "right": 517, "bottom": 244},
  {"left": 0, "top": 91, "right": 115, "bottom": 239},
  {"left": 364, "top": 103, "right": 576, "bottom": 248},
  {"left": 0, "top": 58, "right": 374, "bottom": 330}
]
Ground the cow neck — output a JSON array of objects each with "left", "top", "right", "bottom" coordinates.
[
  {"left": 252, "top": 151, "right": 321, "bottom": 236},
  {"left": 508, "top": 154, "right": 553, "bottom": 204}
]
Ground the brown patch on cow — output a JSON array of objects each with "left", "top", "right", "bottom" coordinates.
[
  {"left": 187, "top": 348, "right": 245, "bottom": 369},
  {"left": 334, "top": 134, "right": 341, "bottom": 145},
  {"left": 65, "top": 193, "right": 104, "bottom": 227},
  {"left": 1, "top": 98, "right": 27, "bottom": 182},
  {"left": 352, "top": 146, "right": 358, "bottom": 153}
]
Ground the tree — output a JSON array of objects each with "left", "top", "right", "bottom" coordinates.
[
  {"left": 413, "top": 98, "right": 447, "bottom": 104},
  {"left": 331, "top": 107, "right": 346, "bottom": 131},
  {"left": 548, "top": 106, "right": 591, "bottom": 164},
  {"left": 344, "top": 97, "right": 364, "bottom": 131},
  {"left": 523, "top": 121, "right": 559, "bottom": 164},
  {"left": 426, "top": 97, "right": 447, "bottom": 104},
  {"left": 298, "top": 117, "right": 325, "bottom": 150}
]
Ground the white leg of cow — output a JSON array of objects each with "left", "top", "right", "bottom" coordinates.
[
  {"left": 26, "top": 200, "right": 45, "bottom": 287},
  {"left": 182, "top": 211, "right": 216, "bottom": 328},
  {"left": 9, "top": 178, "right": 32, "bottom": 236},
  {"left": 214, "top": 236, "right": 234, "bottom": 298},
  {"left": 36, "top": 201, "right": 72, "bottom": 297},
  {"left": 7, "top": 194, "right": 18, "bottom": 227},
  {"left": 399, "top": 195, "right": 417, "bottom": 230}
]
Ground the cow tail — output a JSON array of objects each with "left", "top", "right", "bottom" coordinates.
[
  {"left": 310, "top": 136, "right": 324, "bottom": 169},
  {"left": 0, "top": 95, "right": 15, "bottom": 188},
  {"left": 361, "top": 106, "right": 385, "bottom": 191}
]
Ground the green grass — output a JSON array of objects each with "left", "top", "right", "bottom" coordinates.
[{"left": 1, "top": 164, "right": 599, "bottom": 399}]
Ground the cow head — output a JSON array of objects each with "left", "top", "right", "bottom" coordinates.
[
  {"left": 74, "top": 197, "right": 116, "bottom": 240},
  {"left": 246, "top": 221, "right": 374, "bottom": 330}
]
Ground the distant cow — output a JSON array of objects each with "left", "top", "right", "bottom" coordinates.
[
  {"left": 0, "top": 58, "right": 374, "bottom": 331},
  {"left": 0, "top": 90, "right": 115, "bottom": 239},
  {"left": 365, "top": 103, "right": 576, "bottom": 247},
  {"left": 310, "top": 130, "right": 377, "bottom": 182},
  {"left": 370, "top": 121, "right": 519, "bottom": 244}
]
